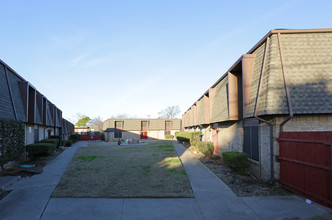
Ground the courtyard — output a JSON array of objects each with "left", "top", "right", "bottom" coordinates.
[{"left": 0, "top": 140, "right": 328, "bottom": 220}]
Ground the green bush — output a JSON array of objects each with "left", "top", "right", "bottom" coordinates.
[
  {"left": 39, "top": 138, "right": 59, "bottom": 147},
  {"left": 222, "top": 151, "right": 250, "bottom": 174},
  {"left": 190, "top": 132, "right": 202, "bottom": 146},
  {"left": 65, "top": 140, "right": 73, "bottom": 147},
  {"left": 175, "top": 131, "right": 202, "bottom": 146},
  {"left": 100, "top": 133, "right": 105, "bottom": 141},
  {"left": 49, "top": 135, "right": 62, "bottom": 148},
  {"left": 0, "top": 119, "right": 25, "bottom": 169},
  {"left": 165, "top": 135, "right": 174, "bottom": 139},
  {"left": 175, "top": 131, "right": 191, "bottom": 143},
  {"left": 70, "top": 134, "right": 79, "bottom": 143},
  {"left": 197, "top": 142, "right": 214, "bottom": 155},
  {"left": 26, "top": 143, "right": 56, "bottom": 160},
  {"left": 61, "top": 140, "right": 66, "bottom": 146}
]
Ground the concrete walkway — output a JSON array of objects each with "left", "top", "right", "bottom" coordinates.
[{"left": 0, "top": 141, "right": 328, "bottom": 220}]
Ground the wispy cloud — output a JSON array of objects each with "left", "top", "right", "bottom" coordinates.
[{"left": 70, "top": 52, "right": 91, "bottom": 66}]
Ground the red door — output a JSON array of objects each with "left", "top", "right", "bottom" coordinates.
[
  {"left": 140, "top": 121, "right": 148, "bottom": 139},
  {"left": 212, "top": 128, "right": 218, "bottom": 154}
]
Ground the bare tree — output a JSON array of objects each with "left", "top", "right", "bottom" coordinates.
[
  {"left": 89, "top": 116, "right": 104, "bottom": 131},
  {"left": 158, "top": 106, "right": 181, "bottom": 119},
  {"left": 109, "top": 113, "right": 136, "bottom": 119}
]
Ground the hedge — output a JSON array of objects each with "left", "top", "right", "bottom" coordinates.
[
  {"left": 175, "top": 131, "right": 202, "bottom": 146},
  {"left": 197, "top": 142, "right": 214, "bottom": 155},
  {"left": 190, "top": 132, "right": 202, "bottom": 146},
  {"left": 70, "top": 134, "right": 80, "bottom": 143},
  {"left": 39, "top": 138, "right": 59, "bottom": 147},
  {"left": 0, "top": 118, "right": 25, "bottom": 169},
  {"left": 165, "top": 135, "right": 174, "bottom": 140},
  {"left": 61, "top": 140, "right": 73, "bottom": 147},
  {"left": 100, "top": 133, "right": 105, "bottom": 141},
  {"left": 26, "top": 143, "right": 56, "bottom": 160},
  {"left": 175, "top": 131, "right": 191, "bottom": 143},
  {"left": 49, "top": 135, "right": 62, "bottom": 148},
  {"left": 222, "top": 151, "right": 250, "bottom": 174}
]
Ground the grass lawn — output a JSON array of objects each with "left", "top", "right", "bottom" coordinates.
[{"left": 52, "top": 140, "right": 193, "bottom": 198}]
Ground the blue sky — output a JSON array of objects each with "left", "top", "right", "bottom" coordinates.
[{"left": 1, "top": 0, "right": 331, "bottom": 122}]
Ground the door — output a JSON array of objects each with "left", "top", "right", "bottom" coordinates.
[
  {"left": 34, "top": 129, "right": 39, "bottom": 143},
  {"left": 212, "top": 128, "right": 218, "bottom": 154},
  {"left": 140, "top": 121, "right": 148, "bottom": 139}
]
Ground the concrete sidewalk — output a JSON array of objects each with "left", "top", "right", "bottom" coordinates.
[
  {"left": 0, "top": 141, "right": 88, "bottom": 220},
  {"left": 0, "top": 141, "right": 328, "bottom": 220},
  {"left": 172, "top": 141, "right": 326, "bottom": 220}
]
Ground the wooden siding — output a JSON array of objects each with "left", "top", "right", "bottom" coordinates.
[
  {"left": 245, "top": 41, "right": 267, "bottom": 117},
  {"left": 35, "top": 92, "right": 43, "bottom": 125},
  {"left": 192, "top": 104, "right": 197, "bottom": 126},
  {"left": 0, "top": 63, "right": 15, "bottom": 119},
  {"left": 251, "top": 32, "right": 332, "bottom": 116},
  {"left": 210, "top": 76, "right": 229, "bottom": 123},
  {"left": 172, "top": 119, "right": 181, "bottom": 130},
  {"left": 8, "top": 69, "right": 26, "bottom": 121},
  {"left": 149, "top": 119, "right": 164, "bottom": 130},
  {"left": 184, "top": 30, "right": 332, "bottom": 129},
  {"left": 203, "top": 95, "right": 210, "bottom": 124},
  {"left": 104, "top": 119, "right": 182, "bottom": 131},
  {"left": 0, "top": 59, "right": 73, "bottom": 135},
  {"left": 196, "top": 99, "right": 204, "bottom": 125},
  {"left": 123, "top": 120, "right": 141, "bottom": 131}
]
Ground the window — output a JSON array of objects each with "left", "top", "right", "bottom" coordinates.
[
  {"left": 243, "top": 126, "right": 259, "bottom": 161},
  {"left": 165, "top": 121, "right": 171, "bottom": 136},
  {"left": 115, "top": 121, "right": 123, "bottom": 138}
]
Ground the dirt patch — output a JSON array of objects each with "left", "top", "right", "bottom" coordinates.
[
  {"left": 183, "top": 144, "right": 291, "bottom": 197},
  {"left": 52, "top": 140, "right": 193, "bottom": 198},
  {"left": 0, "top": 148, "right": 65, "bottom": 178}
]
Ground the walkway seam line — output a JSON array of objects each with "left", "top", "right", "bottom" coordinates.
[
  {"left": 120, "top": 199, "right": 125, "bottom": 220},
  {"left": 39, "top": 186, "right": 55, "bottom": 219}
]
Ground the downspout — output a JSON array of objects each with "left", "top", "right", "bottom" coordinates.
[
  {"left": 254, "top": 32, "right": 294, "bottom": 183},
  {"left": 253, "top": 37, "right": 275, "bottom": 183},
  {"left": 277, "top": 32, "right": 294, "bottom": 132}
]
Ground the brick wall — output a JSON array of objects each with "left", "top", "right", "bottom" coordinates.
[
  {"left": 216, "top": 121, "right": 243, "bottom": 153},
  {"left": 250, "top": 114, "right": 332, "bottom": 181},
  {"left": 25, "top": 124, "right": 34, "bottom": 145}
]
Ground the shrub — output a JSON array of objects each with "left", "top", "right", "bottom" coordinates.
[
  {"left": 61, "top": 140, "right": 66, "bottom": 146},
  {"left": 197, "top": 142, "right": 214, "bottom": 155},
  {"left": 26, "top": 143, "right": 56, "bottom": 160},
  {"left": 175, "top": 131, "right": 202, "bottom": 146},
  {"left": 49, "top": 135, "right": 62, "bottom": 148},
  {"left": 222, "top": 151, "right": 250, "bottom": 174},
  {"left": 175, "top": 131, "right": 191, "bottom": 143},
  {"left": 39, "top": 138, "right": 59, "bottom": 147},
  {"left": 70, "top": 134, "right": 79, "bottom": 143},
  {"left": 0, "top": 119, "right": 25, "bottom": 170},
  {"left": 65, "top": 140, "right": 73, "bottom": 147},
  {"left": 165, "top": 135, "right": 174, "bottom": 140},
  {"left": 100, "top": 133, "right": 105, "bottom": 141},
  {"left": 190, "top": 132, "right": 202, "bottom": 146}
]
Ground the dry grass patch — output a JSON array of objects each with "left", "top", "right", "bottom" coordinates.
[{"left": 52, "top": 140, "right": 193, "bottom": 198}]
